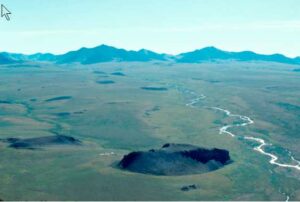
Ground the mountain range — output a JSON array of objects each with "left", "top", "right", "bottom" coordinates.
[{"left": 1, "top": 44, "right": 299, "bottom": 65}]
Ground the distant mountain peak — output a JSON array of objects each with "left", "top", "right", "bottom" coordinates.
[
  {"left": 1, "top": 44, "right": 299, "bottom": 65},
  {"left": 138, "top": 48, "right": 150, "bottom": 53},
  {"left": 138, "top": 49, "right": 160, "bottom": 55},
  {"left": 0, "top": 54, "right": 19, "bottom": 64},
  {"left": 199, "top": 46, "right": 220, "bottom": 51},
  {"left": 177, "top": 47, "right": 298, "bottom": 64}
]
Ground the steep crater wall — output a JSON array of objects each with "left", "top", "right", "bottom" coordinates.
[{"left": 118, "top": 143, "right": 232, "bottom": 176}]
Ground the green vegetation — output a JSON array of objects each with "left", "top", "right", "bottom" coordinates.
[{"left": 0, "top": 61, "right": 299, "bottom": 200}]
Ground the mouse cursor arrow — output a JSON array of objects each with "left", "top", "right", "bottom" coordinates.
[{"left": 1, "top": 4, "right": 11, "bottom": 21}]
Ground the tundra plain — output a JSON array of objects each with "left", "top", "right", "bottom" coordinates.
[{"left": 0, "top": 61, "right": 299, "bottom": 200}]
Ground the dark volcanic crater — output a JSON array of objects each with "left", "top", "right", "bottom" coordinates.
[
  {"left": 1, "top": 135, "right": 81, "bottom": 149},
  {"left": 118, "top": 143, "right": 231, "bottom": 176}
]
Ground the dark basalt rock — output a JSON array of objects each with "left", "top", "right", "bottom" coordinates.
[
  {"left": 30, "top": 98, "right": 37, "bottom": 102},
  {"left": 181, "top": 148, "right": 230, "bottom": 164},
  {"left": 54, "top": 112, "right": 71, "bottom": 117},
  {"left": 118, "top": 143, "right": 231, "bottom": 176},
  {"left": 141, "top": 87, "right": 168, "bottom": 91},
  {"left": 1, "top": 135, "right": 81, "bottom": 149},
  {"left": 45, "top": 96, "right": 72, "bottom": 102},
  {"left": 0, "top": 100, "right": 12, "bottom": 104},
  {"left": 73, "top": 111, "right": 85, "bottom": 114},
  {"left": 111, "top": 72, "right": 126, "bottom": 76},
  {"left": 97, "top": 80, "right": 115, "bottom": 84},
  {"left": 144, "top": 106, "right": 160, "bottom": 116},
  {"left": 93, "top": 70, "right": 106, "bottom": 74},
  {"left": 119, "top": 152, "right": 141, "bottom": 168},
  {"left": 162, "top": 143, "right": 171, "bottom": 148},
  {"left": 181, "top": 184, "right": 198, "bottom": 191}
]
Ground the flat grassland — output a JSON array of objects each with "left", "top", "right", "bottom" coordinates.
[{"left": 0, "top": 61, "right": 299, "bottom": 200}]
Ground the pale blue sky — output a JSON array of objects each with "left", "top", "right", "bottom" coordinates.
[{"left": 1, "top": 0, "right": 300, "bottom": 56}]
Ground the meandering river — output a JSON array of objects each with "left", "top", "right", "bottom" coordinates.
[{"left": 182, "top": 88, "right": 300, "bottom": 172}]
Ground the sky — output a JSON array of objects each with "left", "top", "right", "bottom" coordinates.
[{"left": 0, "top": 0, "right": 300, "bottom": 57}]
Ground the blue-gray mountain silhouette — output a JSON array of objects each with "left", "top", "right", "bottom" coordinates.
[
  {"left": 1, "top": 45, "right": 299, "bottom": 65},
  {"left": 55, "top": 45, "right": 169, "bottom": 64},
  {"left": 176, "top": 46, "right": 298, "bottom": 64},
  {"left": 1, "top": 52, "right": 56, "bottom": 62},
  {"left": 0, "top": 53, "right": 19, "bottom": 64}
]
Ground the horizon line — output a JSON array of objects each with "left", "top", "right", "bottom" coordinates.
[{"left": 1, "top": 44, "right": 299, "bottom": 59}]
